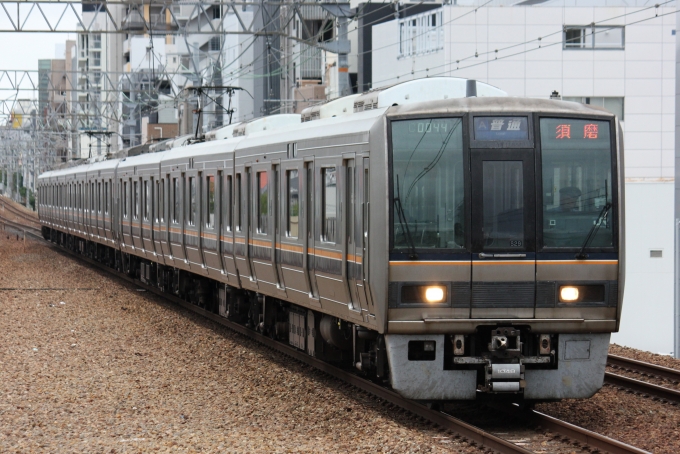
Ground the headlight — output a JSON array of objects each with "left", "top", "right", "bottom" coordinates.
[
  {"left": 558, "top": 285, "right": 606, "bottom": 303},
  {"left": 400, "top": 284, "right": 448, "bottom": 304},
  {"left": 425, "top": 286, "right": 446, "bottom": 303},
  {"left": 559, "top": 286, "right": 580, "bottom": 302}
]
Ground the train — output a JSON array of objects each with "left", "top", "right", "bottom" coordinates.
[{"left": 37, "top": 77, "right": 624, "bottom": 401}]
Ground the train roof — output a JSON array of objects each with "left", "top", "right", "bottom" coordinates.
[{"left": 386, "top": 96, "right": 616, "bottom": 118}]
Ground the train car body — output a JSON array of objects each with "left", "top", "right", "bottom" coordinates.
[{"left": 37, "top": 78, "right": 624, "bottom": 402}]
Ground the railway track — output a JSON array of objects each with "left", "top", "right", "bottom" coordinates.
[
  {"left": 606, "top": 354, "right": 680, "bottom": 405},
  {"left": 2, "top": 199, "right": 651, "bottom": 454}
]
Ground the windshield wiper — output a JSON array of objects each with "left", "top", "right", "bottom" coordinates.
[
  {"left": 394, "top": 176, "right": 418, "bottom": 260},
  {"left": 576, "top": 203, "right": 611, "bottom": 260}
]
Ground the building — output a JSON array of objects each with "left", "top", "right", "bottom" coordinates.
[{"left": 371, "top": 1, "right": 676, "bottom": 354}]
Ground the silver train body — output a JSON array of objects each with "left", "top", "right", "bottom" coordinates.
[{"left": 37, "top": 91, "right": 624, "bottom": 401}]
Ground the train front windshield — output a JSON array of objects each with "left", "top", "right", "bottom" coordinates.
[
  {"left": 391, "top": 118, "right": 465, "bottom": 251},
  {"left": 390, "top": 115, "right": 615, "bottom": 253},
  {"left": 540, "top": 118, "right": 614, "bottom": 249}
]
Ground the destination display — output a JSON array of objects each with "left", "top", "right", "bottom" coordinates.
[
  {"left": 473, "top": 116, "right": 529, "bottom": 141},
  {"left": 540, "top": 118, "right": 611, "bottom": 150}
]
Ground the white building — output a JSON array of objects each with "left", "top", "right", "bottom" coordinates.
[{"left": 371, "top": 1, "right": 676, "bottom": 354}]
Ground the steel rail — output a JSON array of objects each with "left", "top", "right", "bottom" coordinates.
[
  {"left": 524, "top": 409, "right": 650, "bottom": 454},
  {"left": 607, "top": 354, "right": 680, "bottom": 383},
  {"left": 605, "top": 372, "right": 680, "bottom": 405}
]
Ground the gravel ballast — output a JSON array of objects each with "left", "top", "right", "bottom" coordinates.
[{"left": 0, "top": 234, "right": 482, "bottom": 453}]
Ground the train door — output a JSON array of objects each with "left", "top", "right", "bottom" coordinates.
[
  {"left": 361, "top": 158, "right": 375, "bottom": 314},
  {"left": 470, "top": 150, "right": 536, "bottom": 319},
  {"left": 304, "top": 160, "right": 319, "bottom": 298},
  {"left": 272, "top": 163, "right": 284, "bottom": 290},
  {"left": 243, "top": 166, "right": 256, "bottom": 284},
  {"left": 169, "top": 173, "right": 186, "bottom": 263}
]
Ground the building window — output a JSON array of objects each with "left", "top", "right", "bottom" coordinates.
[
  {"left": 91, "top": 34, "right": 102, "bottom": 49},
  {"left": 206, "top": 175, "right": 215, "bottom": 229},
  {"left": 209, "top": 36, "right": 221, "bottom": 52},
  {"left": 322, "top": 167, "right": 336, "bottom": 243},
  {"left": 258, "top": 171, "right": 268, "bottom": 234},
  {"left": 564, "top": 25, "right": 624, "bottom": 50},
  {"left": 399, "top": 9, "right": 443, "bottom": 58},
  {"left": 287, "top": 170, "right": 299, "bottom": 238},
  {"left": 91, "top": 51, "right": 101, "bottom": 66},
  {"left": 212, "top": 6, "right": 221, "bottom": 19},
  {"left": 563, "top": 97, "right": 624, "bottom": 121}
]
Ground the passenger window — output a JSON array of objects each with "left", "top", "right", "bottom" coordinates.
[
  {"left": 206, "top": 175, "right": 215, "bottom": 229},
  {"left": 159, "top": 179, "right": 165, "bottom": 222},
  {"left": 287, "top": 170, "right": 299, "bottom": 238},
  {"left": 322, "top": 167, "right": 337, "bottom": 243},
  {"left": 98, "top": 182, "right": 102, "bottom": 213},
  {"left": 188, "top": 176, "right": 196, "bottom": 226},
  {"left": 123, "top": 181, "right": 128, "bottom": 218},
  {"left": 235, "top": 174, "right": 241, "bottom": 231},
  {"left": 105, "top": 181, "right": 109, "bottom": 214},
  {"left": 133, "top": 180, "right": 139, "bottom": 219},
  {"left": 173, "top": 177, "right": 180, "bottom": 224},
  {"left": 257, "top": 171, "right": 268, "bottom": 234},
  {"left": 144, "top": 180, "right": 150, "bottom": 221},
  {"left": 223, "top": 175, "right": 232, "bottom": 231}
]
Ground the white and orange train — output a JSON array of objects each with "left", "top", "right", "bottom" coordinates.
[{"left": 38, "top": 78, "right": 624, "bottom": 402}]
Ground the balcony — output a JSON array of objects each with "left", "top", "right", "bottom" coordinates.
[{"left": 299, "top": 44, "right": 322, "bottom": 80}]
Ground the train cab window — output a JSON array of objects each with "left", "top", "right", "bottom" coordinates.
[
  {"left": 390, "top": 118, "right": 465, "bottom": 250},
  {"left": 540, "top": 118, "right": 614, "bottom": 249},
  {"left": 322, "top": 167, "right": 337, "bottom": 243},
  {"left": 257, "top": 171, "right": 268, "bottom": 234},
  {"left": 206, "top": 175, "right": 215, "bottom": 229},
  {"left": 287, "top": 170, "right": 299, "bottom": 238},
  {"left": 188, "top": 176, "right": 196, "bottom": 226},
  {"left": 222, "top": 174, "right": 232, "bottom": 231},
  {"left": 172, "top": 177, "right": 180, "bottom": 224},
  {"left": 235, "top": 174, "right": 242, "bottom": 231}
]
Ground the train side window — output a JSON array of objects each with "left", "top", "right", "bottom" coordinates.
[
  {"left": 235, "top": 173, "right": 241, "bottom": 231},
  {"left": 322, "top": 167, "right": 337, "bottom": 243},
  {"left": 223, "top": 175, "right": 232, "bottom": 231},
  {"left": 172, "top": 177, "right": 180, "bottom": 224},
  {"left": 91, "top": 183, "right": 95, "bottom": 212},
  {"left": 133, "top": 180, "right": 139, "bottom": 220},
  {"left": 104, "top": 181, "right": 109, "bottom": 214},
  {"left": 287, "top": 169, "right": 299, "bottom": 238},
  {"left": 122, "top": 181, "right": 127, "bottom": 218},
  {"left": 257, "top": 171, "right": 268, "bottom": 234},
  {"left": 188, "top": 176, "right": 196, "bottom": 226},
  {"left": 159, "top": 178, "right": 165, "bottom": 222},
  {"left": 206, "top": 175, "right": 215, "bottom": 229},
  {"left": 144, "top": 180, "right": 150, "bottom": 221},
  {"left": 154, "top": 180, "right": 159, "bottom": 222}
]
